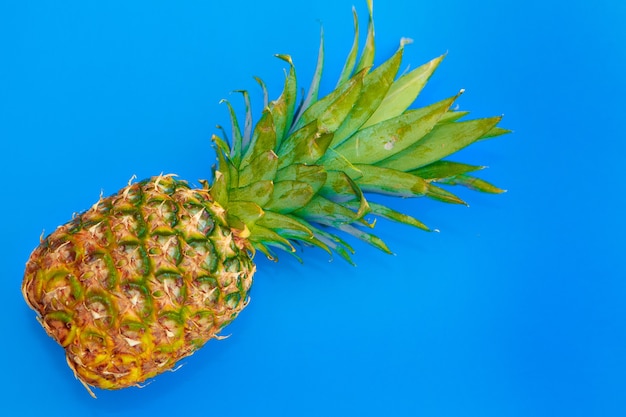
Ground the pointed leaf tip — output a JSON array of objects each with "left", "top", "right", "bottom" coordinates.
[{"left": 275, "top": 54, "right": 294, "bottom": 65}]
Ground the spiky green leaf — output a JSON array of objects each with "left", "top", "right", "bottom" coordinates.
[
  {"left": 425, "top": 183, "right": 467, "bottom": 205},
  {"left": 353, "top": 164, "right": 428, "bottom": 197},
  {"left": 294, "top": 195, "right": 362, "bottom": 226},
  {"left": 227, "top": 201, "right": 264, "bottom": 229},
  {"left": 337, "top": 7, "right": 360, "bottom": 86},
  {"left": 333, "top": 94, "right": 457, "bottom": 164},
  {"left": 230, "top": 180, "right": 274, "bottom": 207},
  {"left": 249, "top": 225, "right": 295, "bottom": 254},
  {"left": 238, "top": 150, "right": 278, "bottom": 188},
  {"left": 277, "top": 125, "right": 333, "bottom": 169},
  {"left": 275, "top": 164, "right": 328, "bottom": 194},
  {"left": 256, "top": 211, "right": 315, "bottom": 239},
  {"left": 330, "top": 46, "right": 405, "bottom": 147},
  {"left": 234, "top": 90, "right": 253, "bottom": 157},
  {"left": 439, "top": 110, "right": 470, "bottom": 123},
  {"left": 296, "top": 69, "right": 366, "bottom": 132},
  {"left": 338, "top": 224, "right": 392, "bottom": 254},
  {"left": 322, "top": 171, "right": 370, "bottom": 216},
  {"left": 220, "top": 99, "right": 243, "bottom": 164},
  {"left": 358, "top": 201, "right": 430, "bottom": 231},
  {"left": 410, "top": 160, "right": 484, "bottom": 179},
  {"left": 438, "top": 174, "right": 506, "bottom": 194},
  {"left": 240, "top": 110, "right": 276, "bottom": 169},
  {"left": 270, "top": 55, "right": 298, "bottom": 145},
  {"left": 376, "top": 116, "right": 502, "bottom": 172},
  {"left": 264, "top": 181, "right": 315, "bottom": 213},
  {"left": 362, "top": 54, "right": 445, "bottom": 128},
  {"left": 354, "top": 0, "right": 375, "bottom": 74},
  {"left": 293, "top": 27, "right": 325, "bottom": 128}
]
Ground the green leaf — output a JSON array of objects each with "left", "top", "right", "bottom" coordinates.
[
  {"left": 277, "top": 121, "right": 317, "bottom": 159},
  {"left": 257, "top": 211, "right": 314, "bottom": 238},
  {"left": 255, "top": 211, "right": 332, "bottom": 256},
  {"left": 234, "top": 90, "right": 253, "bottom": 156},
  {"left": 353, "top": 164, "right": 428, "bottom": 197},
  {"left": 354, "top": 0, "right": 375, "bottom": 74},
  {"left": 249, "top": 225, "right": 295, "bottom": 254},
  {"left": 332, "top": 47, "right": 404, "bottom": 148},
  {"left": 238, "top": 150, "right": 278, "bottom": 188},
  {"left": 277, "top": 123, "right": 334, "bottom": 169},
  {"left": 439, "top": 110, "right": 470, "bottom": 123},
  {"left": 437, "top": 174, "right": 506, "bottom": 194},
  {"left": 270, "top": 55, "right": 298, "bottom": 146},
  {"left": 338, "top": 224, "right": 392, "bottom": 254},
  {"left": 240, "top": 110, "right": 276, "bottom": 169},
  {"left": 211, "top": 132, "right": 240, "bottom": 193},
  {"left": 251, "top": 240, "right": 277, "bottom": 261},
  {"left": 330, "top": 46, "right": 404, "bottom": 147},
  {"left": 360, "top": 201, "right": 430, "bottom": 231},
  {"left": 333, "top": 94, "right": 457, "bottom": 164},
  {"left": 229, "top": 180, "right": 274, "bottom": 207},
  {"left": 296, "top": 69, "right": 366, "bottom": 132},
  {"left": 481, "top": 126, "right": 511, "bottom": 139},
  {"left": 362, "top": 54, "right": 445, "bottom": 128},
  {"left": 293, "top": 26, "right": 325, "bottom": 129},
  {"left": 425, "top": 183, "right": 466, "bottom": 205},
  {"left": 410, "top": 160, "right": 484, "bottom": 179},
  {"left": 209, "top": 169, "right": 228, "bottom": 207},
  {"left": 264, "top": 181, "right": 315, "bottom": 213},
  {"left": 275, "top": 164, "right": 328, "bottom": 194},
  {"left": 211, "top": 132, "right": 231, "bottom": 157},
  {"left": 220, "top": 99, "right": 243, "bottom": 165},
  {"left": 319, "top": 171, "right": 359, "bottom": 202},
  {"left": 210, "top": 140, "right": 232, "bottom": 206},
  {"left": 343, "top": 172, "right": 370, "bottom": 219},
  {"left": 296, "top": 218, "right": 356, "bottom": 264},
  {"left": 318, "top": 148, "right": 363, "bottom": 178},
  {"left": 376, "top": 116, "right": 502, "bottom": 172},
  {"left": 227, "top": 201, "right": 264, "bottom": 229},
  {"left": 294, "top": 195, "right": 361, "bottom": 226},
  {"left": 254, "top": 76, "right": 269, "bottom": 108},
  {"left": 337, "top": 7, "right": 360, "bottom": 86},
  {"left": 320, "top": 171, "right": 370, "bottom": 216}
]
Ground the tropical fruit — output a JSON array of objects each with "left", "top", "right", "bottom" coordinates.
[{"left": 22, "top": 1, "right": 507, "bottom": 397}]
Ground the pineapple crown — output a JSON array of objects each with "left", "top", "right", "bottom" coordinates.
[{"left": 209, "top": 0, "right": 508, "bottom": 263}]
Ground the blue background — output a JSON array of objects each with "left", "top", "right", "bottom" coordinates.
[{"left": 2, "top": 0, "right": 625, "bottom": 416}]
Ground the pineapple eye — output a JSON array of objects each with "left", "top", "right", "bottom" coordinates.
[
  {"left": 121, "top": 282, "right": 153, "bottom": 319},
  {"left": 42, "top": 311, "right": 76, "bottom": 347},
  {"left": 85, "top": 293, "right": 117, "bottom": 329},
  {"left": 157, "top": 274, "right": 186, "bottom": 307},
  {"left": 43, "top": 271, "right": 75, "bottom": 305},
  {"left": 114, "top": 244, "right": 147, "bottom": 281},
  {"left": 157, "top": 311, "right": 184, "bottom": 340},
  {"left": 194, "top": 276, "right": 220, "bottom": 305},
  {"left": 224, "top": 292, "right": 241, "bottom": 309}
]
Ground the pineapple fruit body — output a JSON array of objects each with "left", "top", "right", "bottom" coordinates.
[{"left": 22, "top": 176, "right": 254, "bottom": 391}]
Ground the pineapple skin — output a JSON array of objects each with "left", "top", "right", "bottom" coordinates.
[{"left": 22, "top": 175, "right": 255, "bottom": 392}]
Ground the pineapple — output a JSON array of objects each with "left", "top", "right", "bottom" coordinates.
[{"left": 22, "top": 1, "right": 507, "bottom": 397}]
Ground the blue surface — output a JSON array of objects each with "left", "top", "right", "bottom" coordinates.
[{"left": 2, "top": 1, "right": 625, "bottom": 415}]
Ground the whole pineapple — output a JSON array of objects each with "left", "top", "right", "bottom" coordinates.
[{"left": 22, "top": 1, "right": 507, "bottom": 397}]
